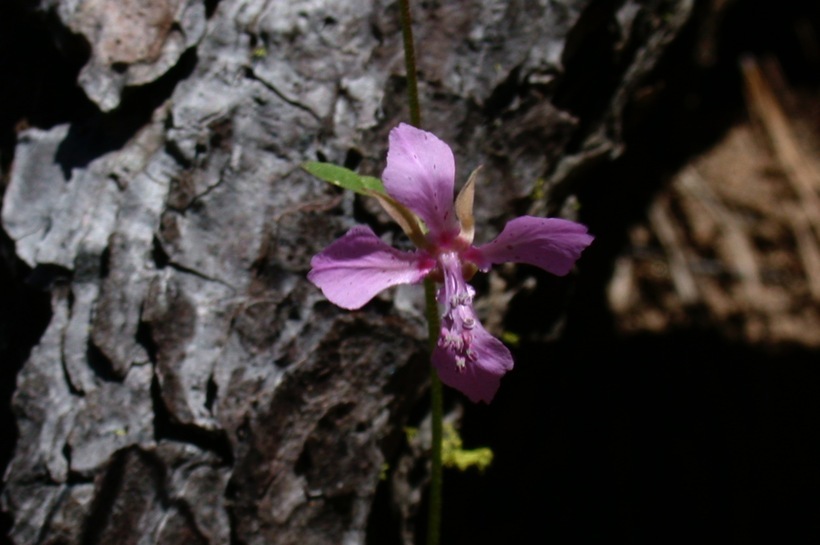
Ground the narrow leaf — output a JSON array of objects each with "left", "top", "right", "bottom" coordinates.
[{"left": 302, "top": 161, "right": 385, "bottom": 196}]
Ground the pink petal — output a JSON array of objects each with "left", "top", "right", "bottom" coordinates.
[
  {"left": 433, "top": 324, "right": 513, "bottom": 404},
  {"left": 308, "top": 226, "right": 434, "bottom": 310},
  {"left": 468, "top": 216, "right": 594, "bottom": 276},
  {"left": 432, "top": 251, "right": 513, "bottom": 403},
  {"left": 382, "top": 123, "right": 459, "bottom": 239}
]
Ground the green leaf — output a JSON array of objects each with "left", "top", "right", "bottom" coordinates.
[
  {"left": 441, "top": 422, "right": 493, "bottom": 472},
  {"left": 500, "top": 330, "right": 521, "bottom": 347},
  {"left": 302, "top": 161, "right": 385, "bottom": 196}
]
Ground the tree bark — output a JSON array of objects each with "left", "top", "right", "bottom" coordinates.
[{"left": 0, "top": 0, "right": 694, "bottom": 543}]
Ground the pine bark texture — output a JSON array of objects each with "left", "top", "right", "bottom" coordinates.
[{"left": 1, "top": 0, "right": 693, "bottom": 543}]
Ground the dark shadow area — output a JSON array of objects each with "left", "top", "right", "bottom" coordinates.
[
  {"left": 0, "top": 233, "right": 52, "bottom": 542},
  {"left": 552, "top": 0, "right": 623, "bottom": 146},
  {"left": 442, "top": 1, "right": 820, "bottom": 544},
  {"left": 452, "top": 333, "right": 820, "bottom": 544},
  {"left": 149, "top": 366, "right": 235, "bottom": 466},
  {"left": 54, "top": 47, "right": 198, "bottom": 179},
  {"left": 0, "top": 3, "right": 70, "bottom": 519},
  {"left": 0, "top": 1, "right": 92, "bottom": 174},
  {"left": 0, "top": 1, "right": 199, "bottom": 181}
]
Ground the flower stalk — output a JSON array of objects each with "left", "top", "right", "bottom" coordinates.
[
  {"left": 397, "top": 0, "right": 444, "bottom": 542},
  {"left": 424, "top": 276, "right": 443, "bottom": 545},
  {"left": 399, "top": 0, "right": 421, "bottom": 128}
]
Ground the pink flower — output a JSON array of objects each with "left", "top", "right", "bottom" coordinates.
[{"left": 308, "top": 123, "right": 593, "bottom": 403}]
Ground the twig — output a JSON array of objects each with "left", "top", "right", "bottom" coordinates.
[
  {"left": 676, "top": 167, "right": 766, "bottom": 307},
  {"left": 647, "top": 196, "right": 700, "bottom": 305},
  {"left": 784, "top": 204, "right": 820, "bottom": 300},
  {"left": 741, "top": 56, "right": 820, "bottom": 242}
]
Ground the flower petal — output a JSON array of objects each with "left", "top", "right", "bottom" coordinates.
[
  {"left": 432, "top": 251, "right": 513, "bottom": 403},
  {"left": 382, "top": 123, "right": 459, "bottom": 239},
  {"left": 433, "top": 324, "right": 513, "bottom": 404},
  {"left": 308, "top": 225, "right": 434, "bottom": 310},
  {"left": 468, "top": 216, "right": 594, "bottom": 276}
]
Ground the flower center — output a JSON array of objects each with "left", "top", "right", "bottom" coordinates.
[{"left": 436, "top": 252, "right": 479, "bottom": 373}]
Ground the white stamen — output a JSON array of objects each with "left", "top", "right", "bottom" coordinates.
[
  {"left": 455, "top": 356, "right": 466, "bottom": 371},
  {"left": 449, "top": 292, "right": 472, "bottom": 308}
]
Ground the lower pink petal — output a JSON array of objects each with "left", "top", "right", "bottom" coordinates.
[
  {"left": 433, "top": 324, "right": 513, "bottom": 404},
  {"left": 432, "top": 251, "right": 514, "bottom": 403},
  {"left": 308, "top": 225, "right": 434, "bottom": 310}
]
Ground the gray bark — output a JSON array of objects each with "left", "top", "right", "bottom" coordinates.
[{"left": 1, "top": 0, "right": 693, "bottom": 543}]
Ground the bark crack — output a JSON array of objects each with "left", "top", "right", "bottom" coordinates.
[{"left": 242, "top": 65, "right": 323, "bottom": 121}]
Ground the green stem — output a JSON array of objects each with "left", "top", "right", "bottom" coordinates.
[
  {"left": 424, "top": 278, "right": 443, "bottom": 545},
  {"left": 399, "top": 0, "right": 421, "bottom": 128},
  {"left": 398, "top": 1, "right": 442, "bottom": 543}
]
